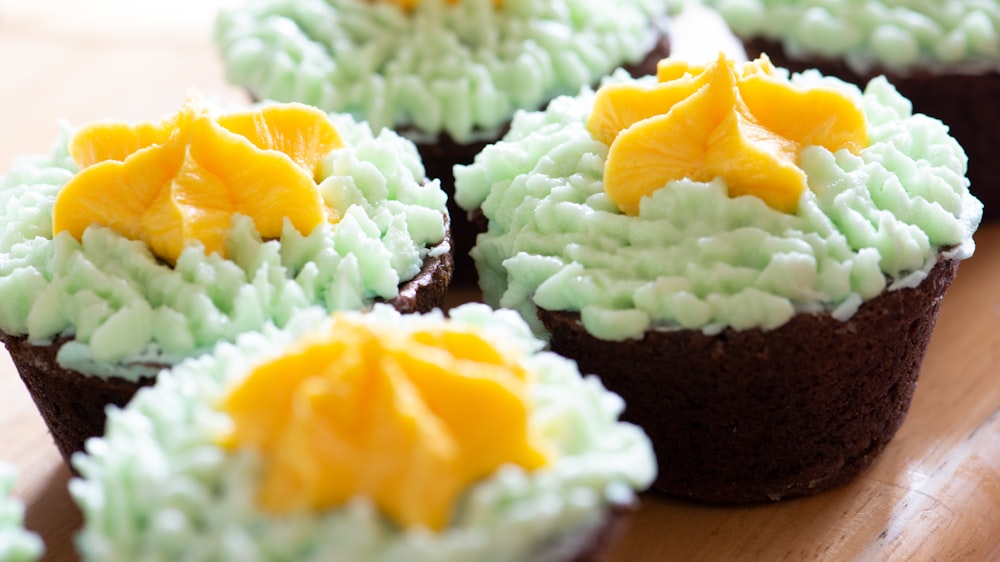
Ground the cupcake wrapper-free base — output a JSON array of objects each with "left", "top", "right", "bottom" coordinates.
[{"left": 540, "top": 257, "right": 959, "bottom": 503}]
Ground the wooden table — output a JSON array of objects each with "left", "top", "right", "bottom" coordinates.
[{"left": 2, "top": 2, "right": 998, "bottom": 560}]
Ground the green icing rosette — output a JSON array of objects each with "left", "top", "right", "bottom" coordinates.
[
  {"left": 704, "top": 0, "right": 1000, "bottom": 72},
  {"left": 70, "top": 303, "right": 656, "bottom": 561},
  {"left": 0, "top": 464, "right": 43, "bottom": 562},
  {"left": 0, "top": 110, "right": 448, "bottom": 381},
  {"left": 214, "top": 0, "right": 668, "bottom": 143},
  {"left": 454, "top": 69, "right": 982, "bottom": 341}
]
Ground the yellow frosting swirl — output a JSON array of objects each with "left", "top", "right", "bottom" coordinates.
[
  {"left": 588, "top": 53, "right": 869, "bottom": 215},
  {"left": 218, "top": 314, "right": 551, "bottom": 531},
  {"left": 53, "top": 97, "right": 342, "bottom": 265}
]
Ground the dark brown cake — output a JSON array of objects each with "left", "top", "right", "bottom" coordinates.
[
  {"left": 539, "top": 257, "right": 959, "bottom": 503},
  {"left": 744, "top": 38, "right": 998, "bottom": 221},
  {"left": 2, "top": 229, "right": 453, "bottom": 466},
  {"left": 419, "top": 29, "right": 672, "bottom": 285}
]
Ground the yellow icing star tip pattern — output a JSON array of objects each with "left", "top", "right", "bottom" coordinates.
[
  {"left": 219, "top": 315, "right": 552, "bottom": 532},
  {"left": 591, "top": 53, "right": 869, "bottom": 215},
  {"left": 53, "top": 96, "right": 343, "bottom": 265}
]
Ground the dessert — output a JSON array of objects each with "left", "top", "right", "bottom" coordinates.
[
  {"left": 0, "top": 463, "right": 43, "bottom": 562},
  {"left": 704, "top": 0, "right": 1000, "bottom": 220},
  {"left": 453, "top": 53, "right": 982, "bottom": 501},
  {"left": 0, "top": 96, "right": 452, "bottom": 464},
  {"left": 213, "top": 0, "right": 671, "bottom": 281},
  {"left": 70, "top": 303, "right": 656, "bottom": 561}
]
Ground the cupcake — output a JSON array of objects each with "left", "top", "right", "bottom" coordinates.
[
  {"left": 213, "top": 0, "right": 671, "bottom": 281},
  {"left": 0, "top": 464, "right": 44, "bottom": 562},
  {"left": 453, "top": 53, "right": 982, "bottom": 502},
  {"left": 70, "top": 303, "right": 656, "bottom": 561},
  {"left": 703, "top": 0, "right": 1000, "bottom": 220},
  {"left": 0, "top": 95, "right": 452, "bottom": 464}
]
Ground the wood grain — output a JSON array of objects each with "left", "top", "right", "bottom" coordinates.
[{"left": 1, "top": 2, "right": 998, "bottom": 561}]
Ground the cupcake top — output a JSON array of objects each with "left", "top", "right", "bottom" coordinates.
[
  {"left": 213, "top": 0, "right": 669, "bottom": 143},
  {"left": 70, "top": 303, "right": 656, "bottom": 561},
  {"left": 0, "top": 464, "right": 43, "bottom": 562},
  {"left": 705, "top": 0, "right": 1000, "bottom": 73},
  {"left": 454, "top": 54, "right": 982, "bottom": 341},
  {"left": 0, "top": 97, "right": 448, "bottom": 380}
]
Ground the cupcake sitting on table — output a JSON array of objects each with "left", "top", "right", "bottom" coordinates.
[
  {"left": 70, "top": 304, "right": 656, "bottom": 561},
  {"left": 454, "top": 52, "right": 982, "bottom": 502},
  {"left": 0, "top": 94, "right": 451, "bottom": 464}
]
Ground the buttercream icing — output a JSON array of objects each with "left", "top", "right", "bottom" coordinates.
[
  {"left": 213, "top": 0, "right": 668, "bottom": 143},
  {"left": 70, "top": 304, "right": 656, "bottom": 561},
  {"left": 454, "top": 67, "right": 982, "bottom": 341},
  {"left": 0, "top": 464, "right": 43, "bottom": 562},
  {"left": 705, "top": 0, "right": 1000, "bottom": 73},
  {"left": 0, "top": 107, "right": 448, "bottom": 380}
]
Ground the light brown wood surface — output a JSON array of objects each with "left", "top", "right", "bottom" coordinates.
[{"left": 1, "top": 2, "right": 998, "bottom": 560}]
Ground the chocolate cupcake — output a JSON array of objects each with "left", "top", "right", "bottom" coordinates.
[
  {"left": 70, "top": 303, "right": 656, "bottom": 561},
  {"left": 453, "top": 53, "right": 982, "bottom": 502},
  {"left": 213, "top": 0, "right": 671, "bottom": 281},
  {"left": 0, "top": 96, "right": 452, "bottom": 464},
  {"left": 704, "top": 0, "right": 1000, "bottom": 220}
]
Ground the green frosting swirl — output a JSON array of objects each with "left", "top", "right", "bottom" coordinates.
[
  {"left": 705, "top": 0, "right": 1000, "bottom": 72},
  {"left": 0, "top": 464, "right": 44, "bottom": 562},
  {"left": 0, "top": 112, "right": 447, "bottom": 380},
  {"left": 213, "top": 0, "right": 668, "bottom": 143},
  {"left": 70, "top": 303, "right": 656, "bottom": 561},
  {"left": 454, "top": 69, "right": 982, "bottom": 341}
]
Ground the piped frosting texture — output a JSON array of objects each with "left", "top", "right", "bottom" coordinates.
[
  {"left": 454, "top": 68, "right": 982, "bottom": 341},
  {"left": 71, "top": 304, "right": 656, "bottom": 561},
  {"left": 213, "top": 0, "right": 668, "bottom": 143},
  {"left": 0, "top": 464, "right": 44, "bottom": 562},
  {"left": 0, "top": 109, "right": 447, "bottom": 380},
  {"left": 706, "top": 0, "right": 1000, "bottom": 72},
  {"left": 219, "top": 314, "right": 551, "bottom": 531}
]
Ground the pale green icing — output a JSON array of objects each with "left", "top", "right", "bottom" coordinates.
[
  {"left": 70, "top": 303, "right": 656, "bottom": 562},
  {"left": 0, "top": 464, "right": 44, "bottom": 562},
  {"left": 705, "top": 0, "right": 1000, "bottom": 72},
  {"left": 454, "top": 69, "right": 982, "bottom": 341},
  {"left": 0, "top": 112, "right": 447, "bottom": 380},
  {"left": 213, "top": 0, "right": 667, "bottom": 143}
]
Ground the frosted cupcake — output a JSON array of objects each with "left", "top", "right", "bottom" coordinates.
[
  {"left": 0, "top": 464, "right": 44, "bottom": 562},
  {"left": 70, "top": 303, "right": 655, "bottom": 561},
  {"left": 704, "top": 0, "right": 1000, "bottom": 219},
  {"left": 454, "top": 53, "right": 982, "bottom": 502},
  {"left": 213, "top": 0, "right": 671, "bottom": 280},
  {"left": 0, "top": 96, "right": 451, "bottom": 464}
]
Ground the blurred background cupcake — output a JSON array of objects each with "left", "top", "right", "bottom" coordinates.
[
  {"left": 213, "top": 0, "right": 672, "bottom": 281},
  {"left": 702, "top": 0, "right": 1000, "bottom": 221},
  {"left": 0, "top": 96, "right": 451, "bottom": 464}
]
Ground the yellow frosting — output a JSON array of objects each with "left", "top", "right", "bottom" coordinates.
[
  {"left": 53, "top": 97, "right": 342, "bottom": 265},
  {"left": 218, "top": 315, "right": 551, "bottom": 531},
  {"left": 588, "top": 53, "right": 869, "bottom": 215}
]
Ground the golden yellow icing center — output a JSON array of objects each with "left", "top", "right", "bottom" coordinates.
[
  {"left": 53, "top": 98, "right": 342, "bottom": 265},
  {"left": 588, "top": 53, "right": 869, "bottom": 215},
  {"left": 218, "top": 315, "right": 551, "bottom": 531}
]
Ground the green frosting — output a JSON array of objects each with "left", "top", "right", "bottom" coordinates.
[
  {"left": 705, "top": 0, "right": 1000, "bottom": 72},
  {"left": 213, "top": 0, "right": 668, "bottom": 143},
  {"left": 0, "top": 464, "right": 44, "bottom": 562},
  {"left": 0, "top": 112, "right": 447, "bottom": 380},
  {"left": 70, "top": 303, "right": 656, "bottom": 561},
  {"left": 454, "top": 69, "right": 982, "bottom": 341}
]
